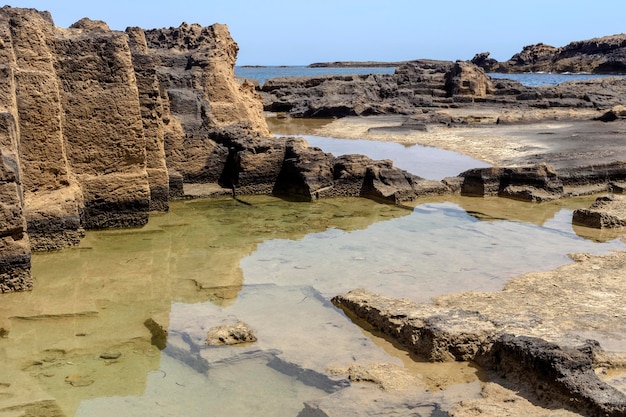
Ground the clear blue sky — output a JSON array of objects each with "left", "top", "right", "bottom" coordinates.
[{"left": 5, "top": 1, "right": 626, "bottom": 65}]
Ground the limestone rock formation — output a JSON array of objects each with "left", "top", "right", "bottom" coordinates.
[
  {"left": 572, "top": 194, "right": 626, "bottom": 228},
  {"left": 260, "top": 60, "right": 457, "bottom": 117},
  {"left": 459, "top": 163, "right": 564, "bottom": 202},
  {"left": 332, "top": 287, "right": 626, "bottom": 416},
  {"left": 0, "top": 6, "right": 454, "bottom": 292},
  {"left": 260, "top": 59, "right": 626, "bottom": 119},
  {"left": 444, "top": 61, "right": 495, "bottom": 97},
  {"left": 0, "top": 6, "right": 272, "bottom": 292},
  {"left": 474, "top": 34, "right": 626, "bottom": 74},
  {"left": 206, "top": 320, "right": 257, "bottom": 346},
  {"left": 139, "top": 22, "right": 270, "bottom": 184},
  {"left": 271, "top": 138, "right": 450, "bottom": 202}
]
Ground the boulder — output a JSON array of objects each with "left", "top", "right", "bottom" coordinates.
[
  {"left": 597, "top": 105, "right": 626, "bottom": 122},
  {"left": 272, "top": 138, "right": 335, "bottom": 201},
  {"left": 220, "top": 134, "right": 287, "bottom": 195},
  {"left": 470, "top": 52, "right": 499, "bottom": 72},
  {"left": 489, "top": 335, "right": 626, "bottom": 417},
  {"left": 271, "top": 138, "right": 451, "bottom": 202},
  {"left": 444, "top": 61, "right": 495, "bottom": 98}
]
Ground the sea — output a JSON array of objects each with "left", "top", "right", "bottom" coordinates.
[{"left": 235, "top": 65, "right": 625, "bottom": 87}]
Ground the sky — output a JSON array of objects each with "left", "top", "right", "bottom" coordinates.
[{"left": 5, "top": 1, "right": 626, "bottom": 65}]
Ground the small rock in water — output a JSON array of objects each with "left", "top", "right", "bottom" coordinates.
[
  {"left": 206, "top": 321, "right": 257, "bottom": 346},
  {"left": 100, "top": 352, "right": 122, "bottom": 360},
  {"left": 65, "top": 374, "right": 94, "bottom": 387}
]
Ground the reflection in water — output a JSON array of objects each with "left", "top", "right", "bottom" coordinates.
[
  {"left": 0, "top": 195, "right": 624, "bottom": 416},
  {"left": 242, "top": 196, "right": 626, "bottom": 302}
]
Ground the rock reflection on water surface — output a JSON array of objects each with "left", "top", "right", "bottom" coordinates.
[
  {"left": 1, "top": 195, "right": 624, "bottom": 416},
  {"left": 242, "top": 195, "right": 626, "bottom": 302}
]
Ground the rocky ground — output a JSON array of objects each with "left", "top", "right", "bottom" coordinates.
[
  {"left": 2, "top": 5, "right": 626, "bottom": 414},
  {"left": 312, "top": 110, "right": 626, "bottom": 168},
  {"left": 294, "top": 113, "right": 626, "bottom": 416}
]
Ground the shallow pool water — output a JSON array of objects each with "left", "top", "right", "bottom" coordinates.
[
  {"left": 303, "top": 135, "right": 490, "bottom": 180},
  {"left": 1, "top": 193, "right": 624, "bottom": 416}
]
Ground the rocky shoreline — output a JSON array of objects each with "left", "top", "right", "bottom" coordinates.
[
  {"left": 1, "top": 6, "right": 626, "bottom": 416},
  {"left": 310, "top": 33, "right": 626, "bottom": 74}
]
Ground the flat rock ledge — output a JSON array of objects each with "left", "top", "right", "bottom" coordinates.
[
  {"left": 332, "top": 285, "right": 626, "bottom": 417},
  {"left": 459, "top": 161, "right": 626, "bottom": 202}
]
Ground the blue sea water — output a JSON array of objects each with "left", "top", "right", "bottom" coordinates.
[
  {"left": 488, "top": 72, "right": 626, "bottom": 87},
  {"left": 235, "top": 65, "right": 624, "bottom": 87},
  {"left": 235, "top": 66, "right": 394, "bottom": 85}
]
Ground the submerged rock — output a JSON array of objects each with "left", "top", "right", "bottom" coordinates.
[{"left": 206, "top": 321, "right": 257, "bottom": 346}]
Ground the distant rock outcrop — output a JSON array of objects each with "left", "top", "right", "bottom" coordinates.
[
  {"left": 473, "top": 34, "right": 626, "bottom": 74},
  {"left": 260, "top": 59, "right": 626, "bottom": 119}
]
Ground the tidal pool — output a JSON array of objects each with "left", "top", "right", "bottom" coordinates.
[
  {"left": 302, "top": 135, "right": 490, "bottom": 180},
  {"left": 266, "top": 115, "right": 491, "bottom": 180},
  {"left": 1, "top": 194, "right": 625, "bottom": 416}
]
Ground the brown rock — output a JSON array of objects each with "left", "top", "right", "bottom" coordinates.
[
  {"left": 0, "top": 7, "right": 273, "bottom": 289},
  {"left": 54, "top": 22, "right": 151, "bottom": 228},
  {"left": 127, "top": 27, "right": 170, "bottom": 212},
  {"left": 273, "top": 138, "right": 335, "bottom": 201},
  {"left": 332, "top": 288, "right": 626, "bottom": 416},
  {"left": 480, "top": 34, "right": 626, "bottom": 74},
  {"left": 206, "top": 321, "right": 257, "bottom": 346},
  {"left": 444, "top": 61, "right": 495, "bottom": 97},
  {"left": 572, "top": 194, "right": 626, "bottom": 228},
  {"left": 460, "top": 163, "right": 564, "bottom": 201},
  {"left": 142, "top": 22, "right": 270, "bottom": 184}
]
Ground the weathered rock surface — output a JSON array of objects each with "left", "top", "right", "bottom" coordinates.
[
  {"left": 456, "top": 161, "right": 626, "bottom": 201},
  {"left": 271, "top": 137, "right": 450, "bottom": 202},
  {"left": 0, "top": 6, "right": 460, "bottom": 291},
  {"left": 205, "top": 320, "right": 257, "bottom": 346},
  {"left": 474, "top": 34, "right": 626, "bottom": 74},
  {"left": 488, "top": 335, "right": 626, "bottom": 417},
  {"left": 573, "top": 194, "right": 626, "bottom": 228},
  {"left": 260, "top": 59, "right": 626, "bottom": 119},
  {"left": 333, "top": 280, "right": 626, "bottom": 416},
  {"left": 459, "top": 163, "right": 564, "bottom": 202}
]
